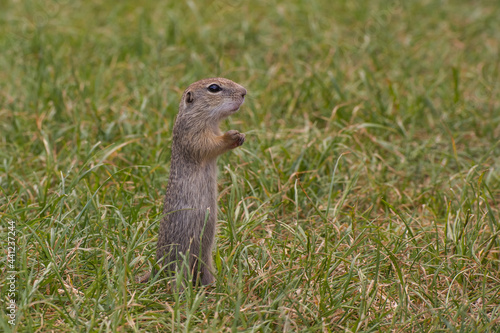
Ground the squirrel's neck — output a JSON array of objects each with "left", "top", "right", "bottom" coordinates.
[{"left": 171, "top": 115, "right": 222, "bottom": 164}]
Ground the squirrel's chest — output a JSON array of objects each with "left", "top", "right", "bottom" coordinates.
[{"left": 166, "top": 161, "right": 218, "bottom": 209}]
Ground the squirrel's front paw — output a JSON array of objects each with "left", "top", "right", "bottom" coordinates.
[{"left": 224, "top": 130, "right": 245, "bottom": 148}]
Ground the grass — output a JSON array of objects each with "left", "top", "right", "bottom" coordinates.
[{"left": 1, "top": 0, "right": 499, "bottom": 331}]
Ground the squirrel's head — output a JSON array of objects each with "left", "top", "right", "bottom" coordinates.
[{"left": 179, "top": 78, "right": 247, "bottom": 121}]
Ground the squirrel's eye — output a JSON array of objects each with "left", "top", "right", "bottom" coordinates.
[{"left": 207, "top": 84, "right": 222, "bottom": 93}]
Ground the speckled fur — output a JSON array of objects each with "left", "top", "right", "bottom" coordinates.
[{"left": 156, "top": 78, "right": 246, "bottom": 286}]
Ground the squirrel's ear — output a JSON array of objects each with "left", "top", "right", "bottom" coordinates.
[{"left": 185, "top": 91, "right": 194, "bottom": 103}]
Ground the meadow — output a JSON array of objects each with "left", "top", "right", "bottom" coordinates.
[{"left": 1, "top": 0, "right": 499, "bottom": 331}]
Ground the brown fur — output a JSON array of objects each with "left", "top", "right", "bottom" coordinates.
[{"left": 155, "top": 78, "right": 246, "bottom": 286}]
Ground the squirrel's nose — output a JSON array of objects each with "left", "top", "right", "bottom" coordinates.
[{"left": 241, "top": 89, "right": 247, "bottom": 97}]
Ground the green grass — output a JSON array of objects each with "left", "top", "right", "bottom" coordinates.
[{"left": 1, "top": 0, "right": 499, "bottom": 331}]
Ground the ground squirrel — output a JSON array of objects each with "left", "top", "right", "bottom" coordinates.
[{"left": 155, "top": 77, "right": 247, "bottom": 286}]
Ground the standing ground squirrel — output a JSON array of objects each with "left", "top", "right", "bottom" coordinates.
[{"left": 155, "top": 77, "right": 247, "bottom": 286}]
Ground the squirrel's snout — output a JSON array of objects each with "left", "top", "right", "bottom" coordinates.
[{"left": 241, "top": 89, "right": 247, "bottom": 98}]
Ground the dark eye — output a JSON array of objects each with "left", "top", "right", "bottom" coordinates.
[{"left": 207, "top": 84, "right": 222, "bottom": 93}]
